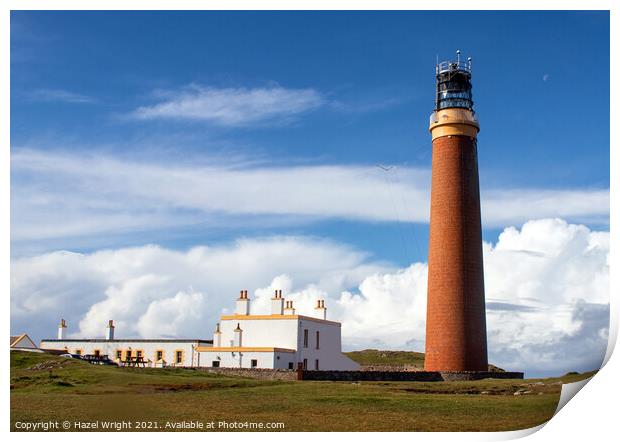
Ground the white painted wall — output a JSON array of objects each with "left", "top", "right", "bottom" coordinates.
[
  {"left": 218, "top": 317, "right": 299, "bottom": 349},
  {"left": 213, "top": 316, "right": 360, "bottom": 371},
  {"left": 39, "top": 340, "right": 205, "bottom": 367},
  {"left": 197, "top": 349, "right": 296, "bottom": 369}
]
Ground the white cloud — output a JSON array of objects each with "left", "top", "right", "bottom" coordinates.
[
  {"left": 483, "top": 189, "right": 609, "bottom": 227},
  {"left": 11, "top": 219, "right": 608, "bottom": 377},
  {"left": 11, "top": 149, "right": 609, "bottom": 247},
  {"left": 136, "top": 291, "right": 207, "bottom": 338},
  {"left": 131, "top": 85, "right": 324, "bottom": 126},
  {"left": 11, "top": 236, "right": 389, "bottom": 341},
  {"left": 25, "top": 88, "right": 96, "bottom": 104}
]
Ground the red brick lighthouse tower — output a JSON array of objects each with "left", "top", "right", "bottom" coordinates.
[{"left": 424, "top": 51, "right": 488, "bottom": 372}]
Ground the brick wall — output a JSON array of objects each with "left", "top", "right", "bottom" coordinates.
[{"left": 426, "top": 134, "right": 488, "bottom": 371}]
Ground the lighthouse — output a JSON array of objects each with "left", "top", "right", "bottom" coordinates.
[{"left": 424, "top": 51, "right": 488, "bottom": 372}]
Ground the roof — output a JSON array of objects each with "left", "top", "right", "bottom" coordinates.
[
  {"left": 10, "top": 334, "right": 38, "bottom": 349},
  {"left": 196, "top": 346, "right": 296, "bottom": 353},
  {"left": 219, "top": 314, "right": 341, "bottom": 327},
  {"left": 40, "top": 338, "right": 213, "bottom": 344}
]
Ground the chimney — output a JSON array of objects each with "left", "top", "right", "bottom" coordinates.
[
  {"left": 106, "top": 320, "right": 115, "bottom": 340},
  {"left": 315, "top": 299, "right": 327, "bottom": 320},
  {"left": 283, "top": 300, "right": 296, "bottom": 315},
  {"left": 236, "top": 290, "right": 250, "bottom": 315},
  {"left": 233, "top": 323, "right": 243, "bottom": 347},
  {"left": 271, "top": 289, "right": 284, "bottom": 315},
  {"left": 213, "top": 322, "right": 222, "bottom": 347},
  {"left": 57, "top": 319, "right": 67, "bottom": 340}
]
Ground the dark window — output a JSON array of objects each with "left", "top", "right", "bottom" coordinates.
[
  {"left": 75, "top": 349, "right": 82, "bottom": 356},
  {"left": 93, "top": 349, "right": 100, "bottom": 357},
  {"left": 212, "top": 361, "right": 220, "bottom": 367},
  {"left": 303, "top": 358, "right": 308, "bottom": 370},
  {"left": 175, "top": 351, "right": 183, "bottom": 364},
  {"left": 116, "top": 350, "right": 122, "bottom": 360},
  {"left": 156, "top": 350, "right": 163, "bottom": 361},
  {"left": 316, "top": 331, "right": 320, "bottom": 349},
  {"left": 136, "top": 350, "right": 143, "bottom": 359},
  {"left": 315, "top": 359, "right": 319, "bottom": 370},
  {"left": 125, "top": 350, "right": 131, "bottom": 361},
  {"left": 303, "top": 329, "right": 308, "bottom": 348},
  {"left": 251, "top": 359, "right": 258, "bottom": 368},
  {"left": 288, "top": 362, "right": 294, "bottom": 370}
]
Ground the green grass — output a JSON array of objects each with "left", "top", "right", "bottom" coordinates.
[
  {"left": 344, "top": 349, "right": 505, "bottom": 371},
  {"left": 11, "top": 352, "right": 595, "bottom": 432},
  {"left": 345, "top": 349, "right": 426, "bottom": 367}
]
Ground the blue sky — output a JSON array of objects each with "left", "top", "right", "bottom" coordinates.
[
  {"left": 11, "top": 11, "right": 609, "bottom": 263},
  {"left": 10, "top": 11, "right": 610, "bottom": 376}
]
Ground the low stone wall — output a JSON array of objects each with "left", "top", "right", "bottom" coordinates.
[
  {"left": 438, "top": 371, "right": 524, "bottom": 381},
  {"left": 176, "top": 367, "right": 523, "bottom": 382},
  {"left": 194, "top": 366, "right": 297, "bottom": 381},
  {"left": 301, "top": 370, "right": 524, "bottom": 382}
]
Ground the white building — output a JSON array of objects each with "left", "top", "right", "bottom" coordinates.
[
  {"left": 39, "top": 290, "right": 358, "bottom": 371},
  {"left": 39, "top": 319, "right": 212, "bottom": 367},
  {"left": 196, "top": 290, "right": 359, "bottom": 371}
]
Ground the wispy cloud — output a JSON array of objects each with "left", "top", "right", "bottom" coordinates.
[
  {"left": 24, "top": 88, "right": 96, "bottom": 104},
  {"left": 130, "top": 84, "right": 325, "bottom": 126},
  {"left": 10, "top": 148, "right": 609, "bottom": 245}
]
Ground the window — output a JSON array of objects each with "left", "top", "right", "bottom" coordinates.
[
  {"left": 303, "top": 358, "right": 308, "bottom": 370},
  {"left": 303, "top": 329, "right": 308, "bottom": 348},
  {"left": 75, "top": 349, "right": 82, "bottom": 356},
  {"left": 315, "top": 359, "right": 319, "bottom": 370},
  {"left": 175, "top": 351, "right": 183, "bottom": 364},
  {"left": 288, "top": 362, "right": 294, "bottom": 370},
  {"left": 156, "top": 350, "right": 163, "bottom": 361},
  {"left": 93, "top": 349, "right": 101, "bottom": 357},
  {"left": 136, "top": 350, "right": 143, "bottom": 360},
  {"left": 116, "top": 350, "right": 122, "bottom": 360},
  {"left": 251, "top": 359, "right": 258, "bottom": 368},
  {"left": 316, "top": 331, "right": 320, "bottom": 349},
  {"left": 212, "top": 361, "right": 220, "bottom": 367},
  {"left": 125, "top": 350, "right": 132, "bottom": 361}
]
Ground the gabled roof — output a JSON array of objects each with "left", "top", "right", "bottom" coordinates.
[{"left": 10, "top": 333, "right": 38, "bottom": 349}]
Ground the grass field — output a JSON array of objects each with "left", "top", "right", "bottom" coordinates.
[
  {"left": 10, "top": 352, "right": 594, "bottom": 432},
  {"left": 344, "top": 349, "right": 505, "bottom": 371},
  {"left": 345, "top": 349, "right": 426, "bottom": 367}
]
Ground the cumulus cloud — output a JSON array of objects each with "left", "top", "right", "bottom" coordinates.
[
  {"left": 11, "top": 148, "right": 609, "bottom": 249},
  {"left": 11, "top": 237, "right": 389, "bottom": 341},
  {"left": 10, "top": 219, "right": 608, "bottom": 377},
  {"left": 130, "top": 85, "right": 324, "bottom": 126},
  {"left": 482, "top": 219, "right": 609, "bottom": 375}
]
